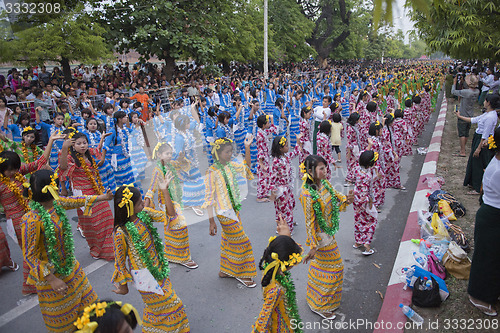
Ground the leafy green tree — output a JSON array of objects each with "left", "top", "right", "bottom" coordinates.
[
  {"left": 407, "top": 0, "right": 500, "bottom": 60},
  {"left": 98, "top": 0, "right": 226, "bottom": 79},
  {"left": 297, "top": 0, "right": 353, "bottom": 66},
  {"left": 0, "top": 3, "right": 111, "bottom": 82},
  {"left": 269, "top": 0, "right": 315, "bottom": 61}
]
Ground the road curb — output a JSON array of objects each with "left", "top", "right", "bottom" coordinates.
[{"left": 374, "top": 97, "right": 448, "bottom": 332}]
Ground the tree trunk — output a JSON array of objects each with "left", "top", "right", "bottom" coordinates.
[
  {"left": 162, "top": 55, "right": 176, "bottom": 81},
  {"left": 61, "top": 57, "right": 72, "bottom": 83},
  {"left": 317, "top": 56, "right": 328, "bottom": 68}
]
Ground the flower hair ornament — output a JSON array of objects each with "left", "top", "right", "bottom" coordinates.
[
  {"left": 488, "top": 135, "right": 497, "bottom": 150},
  {"left": 152, "top": 142, "right": 164, "bottom": 159},
  {"left": 279, "top": 136, "right": 287, "bottom": 147},
  {"left": 299, "top": 162, "right": 313, "bottom": 183},
  {"left": 74, "top": 301, "right": 142, "bottom": 332},
  {"left": 0, "top": 157, "right": 5, "bottom": 164},
  {"left": 371, "top": 152, "right": 379, "bottom": 163},
  {"left": 42, "top": 172, "right": 60, "bottom": 200},
  {"left": 118, "top": 185, "right": 135, "bottom": 217},
  {"left": 265, "top": 115, "right": 270, "bottom": 123},
  {"left": 22, "top": 126, "right": 34, "bottom": 133},
  {"left": 375, "top": 120, "right": 380, "bottom": 126},
  {"left": 262, "top": 246, "right": 302, "bottom": 283},
  {"left": 210, "top": 138, "right": 232, "bottom": 161}
]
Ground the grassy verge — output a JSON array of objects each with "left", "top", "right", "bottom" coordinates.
[{"left": 406, "top": 97, "right": 499, "bottom": 333}]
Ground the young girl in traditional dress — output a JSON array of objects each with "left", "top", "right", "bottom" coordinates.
[
  {"left": 59, "top": 132, "right": 115, "bottom": 260},
  {"left": 386, "top": 88, "right": 399, "bottom": 111},
  {"left": 353, "top": 150, "right": 378, "bottom": 256},
  {"left": 82, "top": 117, "right": 116, "bottom": 190},
  {"left": 344, "top": 112, "right": 361, "bottom": 186},
  {"left": 298, "top": 106, "right": 313, "bottom": 166},
  {"left": 300, "top": 155, "right": 354, "bottom": 319},
  {"left": 173, "top": 114, "right": 205, "bottom": 216},
  {"left": 112, "top": 183, "right": 190, "bottom": 332},
  {"left": 368, "top": 121, "right": 387, "bottom": 209},
  {"left": 252, "top": 223, "right": 303, "bottom": 332},
  {"left": 256, "top": 114, "right": 278, "bottom": 202},
  {"left": 316, "top": 120, "right": 336, "bottom": 180},
  {"left": 0, "top": 131, "right": 63, "bottom": 295},
  {"left": 202, "top": 136, "right": 257, "bottom": 288},
  {"left": 382, "top": 114, "right": 405, "bottom": 190},
  {"left": 393, "top": 109, "right": 413, "bottom": 157},
  {"left": 22, "top": 169, "right": 112, "bottom": 331},
  {"left": 18, "top": 126, "right": 43, "bottom": 165},
  {"left": 145, "top": 142, "right": 198, "bottom": 269},
  {"left": 35, "top": 110, "right": 66, "bottom": 170},
  {"left": 3, "top": 111, "right": 30, "bottom": 142},
  {"left": 97, "top": 103, "right": 115, "bottom": 132},
  {"left": 269, "top": 135, "right": 303, "bottom": 233},
  {"left": 102, "top": 111, "right": 137, "bottom": 189},
  {"left": 403, "top": 98, "right": 417, "bottom": 146},
  {"left": 128, "top": 111, "right": 148, "bottom": 182}
]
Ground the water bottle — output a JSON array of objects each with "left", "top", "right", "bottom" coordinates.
[
  {"left": 413, "top": 252, "right": 427, "bottom": 269},
  {"left": 399, "top": 304, "right": 424, "bottom": 325},
  {"left": 425, "top": 278, "right": 433, "bottom": 290}
]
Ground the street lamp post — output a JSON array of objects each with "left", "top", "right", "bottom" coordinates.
[{"left": 263, "top": 0, "right": 268, "bottom": 79}]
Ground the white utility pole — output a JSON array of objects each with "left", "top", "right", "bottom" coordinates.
[{"left": 263, "top": 0, "right": 268, "bottom": 79}]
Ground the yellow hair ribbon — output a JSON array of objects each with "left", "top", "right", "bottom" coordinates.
[
  {"left": 279, "top": 136, "right": 287, "bottom": 147},
  {"left": 265, "top": 115, "right": 270, "bottom": 123},
  {"left": 390, "top": 113, "right": 395, "bottom": 118},
  {"left": 268, "top": 236, "right": 276, "bottom": 245},
  {"left": 210, "top": 138, "right": 230, "bottom": 161},
  {"left": 118, "top": 186, "right": 134, "bottom": 217},
  {"left": 152, "top": 142, "right": 163, "bottom": 159},
  {"left": 42, "top": 172, "right": 60, "bottom": 200},
  {"left": 372, "top": 152, "right": 379, "bottom": 162},
  {"left": 0, "top": 157, "right": 5, "bottom": 164},
  {"left": 118, "top": 302, "right": 143, "bottom": 326},
  {"left": 22, "top": 126, "right": 33, "bottom": 133},
  {"left": 263, "top": 252, "right": 287, "bottom": 283},
  {"left": 375, "top": 121, "right": 380, "bottom": 126},
  {"left": 488, "top": 135, "right": 497, "bottom": 150}
]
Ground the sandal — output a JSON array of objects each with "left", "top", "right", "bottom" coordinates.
[
  {"left": 362, "top": 248, "right": 375, "bottom": 256},
  {"left": 235, "top": 277, "right": 257, "bottom": 288},
  {"left": 353, "top": 244, "right": 362, "bottom": 249},
  {"left": 77, "top": 226, "right": 85, "bottom": 238},
  {"left": 311, "top": 309, "right": 336, "bottom": 320},
  {"left": 180, "top": 260, "right": 199, "bottom": 269},
  {"left": 256, "top": 198, "right": 270, "bottom": 203},
  {"left": 192, "top": 207, "right": 204, "bottom": 216},
  {"left": 7, "top": 260, "right": 19, "bottom": 271},
  {"left": 469, "top": 296, "right": 497, "bottom": 316},
  {"left": 466, "top": 191, "right": 480, "bottom": 196}
]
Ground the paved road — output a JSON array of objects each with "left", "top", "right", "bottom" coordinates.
[{"left": 0, "top": 98, "right": 441, "bottom": 333}]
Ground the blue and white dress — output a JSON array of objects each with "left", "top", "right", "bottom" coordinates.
[
  {"left": 263, "top": 88, "right": 277, "bottom": 115},
  {"left": 5, "top": 124, "right": 25, "bottom": 142},
  {"left": 83, "top": 128, "right": 116, "bottom": 191},
  {"left": 103, "top": 126, "right": 138, "bottom": 189},
  {"left": 128, "top": 123, "right": 148, "bottom": 181},
  {"left": 173, "top": 130, "right": 205, "bottom": 207},
  {"left": 246, "top": 108, "right": 264, "bottom": 173}
]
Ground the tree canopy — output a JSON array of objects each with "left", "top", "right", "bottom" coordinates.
[
  {"left": 0, "top": 2, "right": 112, "bottom": 81},
  {"left": 407, "top": 0, "right": 500, "bottom": 61}
]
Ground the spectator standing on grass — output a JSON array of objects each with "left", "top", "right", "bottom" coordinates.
[
  {"left": 468, "top": 126, "right": 500, "bottom": 317},
  {"left": 479, "top": 68, "right": 494, "bottom": 106},
  {"left": 455, "top": 93, "right": 500, "bottom": 195},
  {"left": 451, "top": 74, "right": 480, "bottom": 157}
]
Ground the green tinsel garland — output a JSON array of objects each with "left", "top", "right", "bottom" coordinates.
[
  {"left": 31, "top": 201, "right": 75, "bottom": 277},
  {"left": 125, "top": 211, "right": 170, "bottom": 281},
  {"left": 214, "top": 161, "right": 241, "bottom": 212},
  {"left": 158, "top": 161, "right": 183, "bottom": 209},
  {"left": 304, "top": 179, "right": 340, "bottom": 236},
  {"left": 262, "top": 262, "right": 303, "bottom": 332}
]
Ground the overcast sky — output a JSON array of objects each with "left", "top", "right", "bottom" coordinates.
[{"left": 392, "top": 0, "right": 415, "bottom": 42}]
